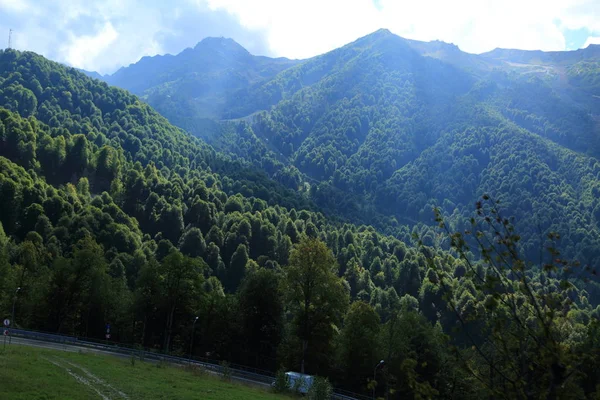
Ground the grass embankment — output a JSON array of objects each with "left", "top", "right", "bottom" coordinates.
[{"left": 0, "top": 345, "right": 287, "bottom": 400}]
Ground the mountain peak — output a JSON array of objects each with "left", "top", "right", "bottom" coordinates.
[
  {"left": 194, "top": 36, "right": 250, "bottom": 56},
  {"left": 373, "top": 28, "right": 392, "bottom": 36},
  {"left": 360, "top": 28, "right": 395, "bottom": 42},
  {"left": 347, "top": 28, "right": 407, "bottom": 51}
]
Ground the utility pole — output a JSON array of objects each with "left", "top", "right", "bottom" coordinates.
[
  {"left": 373, "top": 360, "right": 385, "bottom": 400},
  {"left": 8, "top": 29, "right": 12, "bottom": 49}
]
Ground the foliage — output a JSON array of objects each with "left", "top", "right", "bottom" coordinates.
[
  {"left": 283, "top": 237, "right": 349, "bottom": 375},
  {"left": 106, "top": 31, "right": 600, "bottom": 271},
  {"left": 238, "top": 269, "right": 283, "bottom": 369},
  {"left": 567, "top": 60, "right": 600, "bottom": 94},
  {"left": 336, "top": 301, "right": 380, "bottom": 392},
  {"left": 428, "top": 196, "right": 595, "bottom": 399},
  {"left": 219, "top": 360, "right": 232, "bottom": 381},
  {"left": 272, "top": 369, "right": 290, "bottom": 393},
  {"left": 0, "top": 49, "right": 424, "bottom": 354},
  {"left": 307, "top": 377, "right": 333, "bottom": 400}
]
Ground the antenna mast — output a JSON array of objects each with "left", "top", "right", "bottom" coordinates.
[{"left": 8, "top": 29, "right": 12, "bottom": 49}]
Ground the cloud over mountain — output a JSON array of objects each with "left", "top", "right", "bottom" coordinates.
[{"left": 1, "top": 0, "right": 599, "bottom": 73}]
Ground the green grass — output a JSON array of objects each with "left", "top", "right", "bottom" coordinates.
[{"left": 0, "top": 345, "right": 289, "bottom": 400}]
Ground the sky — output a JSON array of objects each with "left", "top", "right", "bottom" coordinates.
[{"left": 1, "top": 0, "right": 599, "bottom": 75}]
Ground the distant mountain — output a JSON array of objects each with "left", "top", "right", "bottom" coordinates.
[
  {"left": 77, "top": 68, "right": 105, "bottom": 80},
  {"left": 95, "top": 37, "right": 301, "bottom": 137},
  {"left": 403, "top": 37, "right": 500, "bottom": 73},
  {"left": 481, "top": 44, "right": 600, "bottom": 65},
  {"left": 95, "top": 30, "right": 600, "bottom": 266},
  {"left": 482, "top": 44, "right": 600, "bottom": 105}
]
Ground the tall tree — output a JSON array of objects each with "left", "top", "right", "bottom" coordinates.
[
  {"left": 284, "top": 237, "right": 349, "bottom": 374},
  {"left": 159, "top": 250, "right": 204, "bottom": 352},
  {"left": 237, "top": 269, "right": 283, "bottom": 369},
  {"left": 46, "top": 235, "right": 107, "bottom": 333},
  {"left": 227, "top": 243, "right": 248, "bottom": 292},
  {"left": 337, "top": 301, "right": 381, "bottom": 392},
  {"left": 133, "top": 258, "right": 161, "bottom": 347},
  {"left": 0, "top": 221, "right": 13, "bottom": 315},
  {"left": 178, "top": 227, "right": 206, "bottom": 258},
  {"left": 379, "top": 309, "right": 450, "bottom": 399}
]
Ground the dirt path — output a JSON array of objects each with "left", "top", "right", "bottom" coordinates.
[{"left": 42, "top": 356, "right": 128, "bottom": 400}]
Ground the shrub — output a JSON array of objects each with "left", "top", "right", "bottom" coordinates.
[
  {"left": 272, "top": 369, "right": 290, "bottom": 393},
  {"left": 220, "top": 360, "right": 232, "bottom": 381},
  {"left": 308, "top": 377, "right": 333, "bottom": 400}
]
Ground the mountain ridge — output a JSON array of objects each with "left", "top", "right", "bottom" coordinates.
[
  {"left": 481, "top": 43, "right": 600, "bottom": 63},
  {"left": 82, "top": 31, "right": 600, "bottom": 83},
  {"left": 78, "top": 30, "right": 600, "bottom": 267}
]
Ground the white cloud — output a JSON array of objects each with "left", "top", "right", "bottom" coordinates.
[
  {"left": 583, "top": 36, "right": 600, "bottom": 47},
  {"left": 61, "top": 21, "right": 119, "bottom": 70},
  {"left": 206, "top": 0, "right": 381, "bottom": 58},
  {"left": 0, "top": 0, "right": 168, "bottom": 73},
  {"left": 558, "top": 0, "right": 600, "bottom": 33},
  {"left": 55, "top": 1, "right": 168, "bottom": 73},
  {"left": 0, "top": 0, "right": 272, "bottom": 73},
  {"left": 205, "top": 0, "right": 600, "bottom": 57},
  {"left": 0, "top": 0, "right": 32, "bottom": 14},
  {"left": 377, "top": 0, "right": 568, "bottom": 53}
]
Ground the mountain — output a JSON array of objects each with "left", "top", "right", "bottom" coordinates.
[
  {"left": 1, "top": 39, "right": 600, "bottom": 399},
  {"left": 481, "top": 44, "right": 600, "bottom": 108},
  {"left": 404, "top": 37, "right": 501, "bottom": 73},
  {"left": 233, "top": 30, "right": 600, "bottom": 265},
  {"left": 481, "top": 43, "right": 600, "bottom": 65},
  {"left": 4, "top": 48, "right": 517, "bottom": 395},
  {"left": 0, "top": 46, "right": 433, "bottom": 363},
  {"left": 101, "top": 30, "right": 600, "bottom": 267},
  {"left": 98, "top": 37, "right": 301, "bottom": 138},
  {"left": 77, "top": 68, "right": 106, "bottom": 80}
]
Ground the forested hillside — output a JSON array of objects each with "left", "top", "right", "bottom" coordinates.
[
  {"left": 0, "top": 48, "right": 457, "bottom": 396},
  {"left": 96, "top": 33, "right": 600, "bottom": 273},
  {"left": 204, "top": 30, "right": 600, "bottom": 267},
  {"left": 1, "top": 37, "right": 600, "bottom": 399}
]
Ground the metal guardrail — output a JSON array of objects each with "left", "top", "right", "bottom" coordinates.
[{"left": 9, "top": 328, "right": 370, "bottom": 400}]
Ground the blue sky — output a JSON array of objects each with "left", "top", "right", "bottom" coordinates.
[{"left": 1, "top": 0, "right": 599, "bottom": 74}]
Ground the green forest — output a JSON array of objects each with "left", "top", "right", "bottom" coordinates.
[
  {"left": 1, "top": 31, "right": 600, "bottom": 400},
  {"left": 111, "top": 30, "right": 600, "bottom": 272}
]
